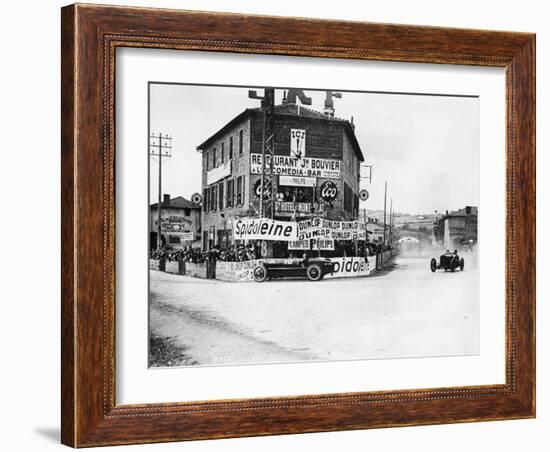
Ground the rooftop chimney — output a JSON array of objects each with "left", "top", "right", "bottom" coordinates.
[{"left": 163, "top": 194, "right": 170, "bottom": 205}]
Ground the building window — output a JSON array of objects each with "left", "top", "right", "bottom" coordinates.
[
  {"left": 205, "top": 151, "right": 209, "bottom": 171},
  {"left": 168, "top": 235, "right": 181, "bottom": 244},
  {"left": 226, "top": 179, "right": 234, "bottom": 208},
  {"left": 184, "top": 208, "right": 190, "bottom": 216},
  {"left": 236, "top": 176, "right": 243, "bottom": 205},
  {"left": 212, "top": 147, "right": 217, "bottom": 168},
  {"left": 344, "top": 182, "right": 351, "bottom": 212},
  {"left": 221, "top": 142, "right": 225, "bottom": 164},
  {"left": 211, "top": 185, "right": 217, "bottom": 211},
  {"left": 203, "top": 188, "right": 209, "bottom": 212},
  {"left": 346, "top": 148, "right": 353, "bottom": 173},
  {"left": 239, "top": 130, "right": 244, "bottom": 155},
  {"left": 229, "top": 136, "right": 233, "bottom": 160},
  {"left": 218, "top": 182, "right": 224, "bottom": 210}
]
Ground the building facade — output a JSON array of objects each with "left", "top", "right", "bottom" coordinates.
[
  {"left": 197, "top": 101, "right": 364, "bottom": 252},
  {"left": 149, "top": 194, "right": 202, "bottom": 250},
  {"left": 442, "top": 206, "right": 478, "bottom": 249}
]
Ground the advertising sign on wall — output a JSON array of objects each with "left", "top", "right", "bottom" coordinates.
[
  {"left": 279, "top": 175, "right": 316, "bottom": 187},
  {"left": 253, "top": 178, "right": 272, "bottom": 200},
  {"left": 206, "top": 160, "right": 231, "bottom": 185},
  {"left": 181, "top": 232, "right": 194, "bottom": 241},
  {"left": 288, "top": 240, "right": 310, "bottom": 250},
  {"left": 319, "top": 180, "right": 338, "bottom": 201},
  {"left": 288, "top": 238, "right": 334, "bottom": 250},
  {"left": 311, "top": 238, "right": 335, "bottom": 250},
  {"left": 251, "top": 154, "right": 340, "bottom": 179},
  {"left": 155, "top": 215, "right": 193, "bottom": 232},
  {"left": 290, "top": 129, "right": 306, "bottom": 158}
]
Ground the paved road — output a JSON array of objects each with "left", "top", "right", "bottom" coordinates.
[{"left": 149, "top": 253, "right": 478, "bottom": 367}]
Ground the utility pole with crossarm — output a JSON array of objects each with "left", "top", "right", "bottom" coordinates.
[
  {"left": 149, "top": 132, "right": 172, "bottom": 250},
  {"left": 248, "top": 88, "right": 275, "bottom": 218}
]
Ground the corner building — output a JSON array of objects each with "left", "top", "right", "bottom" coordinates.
[{"left": 197, "top": 101, "right": 364, "bottom": 252}]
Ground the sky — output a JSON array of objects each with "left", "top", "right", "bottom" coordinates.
[{"left": 149, "top": 83, "right": 478, "bottom": 215}]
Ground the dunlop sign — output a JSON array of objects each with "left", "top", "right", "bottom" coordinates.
[
  {"left": 234, "top": 217, "right": 297, "bottom": 241},
  {"left": 297, "top": 217, "right": 367, "bottom": 241},
  {"left": 251, "top": 154, "right": 341, "bottom": 179}
]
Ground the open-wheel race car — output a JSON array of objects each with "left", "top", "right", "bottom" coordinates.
[
  {"left": 253, "top": 257, "right": 336, "bottom": 282},
  {"left": 430, "top": 251, "right": 465, "bottom": 273}
]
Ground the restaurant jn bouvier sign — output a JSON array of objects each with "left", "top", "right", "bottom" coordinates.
[{"left": 250, "top": 154, "right": 341, "bottom": 179}]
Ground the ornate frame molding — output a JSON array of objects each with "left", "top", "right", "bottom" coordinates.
[{"left": 61, "top": 4, "right": 535, "bottom": 447}]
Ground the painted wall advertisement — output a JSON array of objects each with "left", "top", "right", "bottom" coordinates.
[
  {"left": 155, "top": 215, "right": 193, "bottom": 232},
  {"left": 206, "top": 159, "right": 232, "bottom": 185},
  {"left": 250, "top": 154, "right": 341, "bottom": 179}
]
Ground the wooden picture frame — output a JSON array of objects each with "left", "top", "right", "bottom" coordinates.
[{"left": 61, "top": 3, "right": 535, "bottom": 447}]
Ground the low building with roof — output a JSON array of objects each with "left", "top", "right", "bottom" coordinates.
[
  {"left": 149, "top": 194, "right": 202, "bottom": 250},
  {"left": 442, "top": 205, "right": 478, "bottom": 249}
]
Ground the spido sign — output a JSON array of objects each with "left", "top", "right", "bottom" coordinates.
[{"left": 234, "top": 218, "right": 297, "bottom": 241}]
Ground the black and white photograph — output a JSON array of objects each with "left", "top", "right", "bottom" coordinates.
[
  {"left": 1, "top": 0, "right": 543, "bottom": 449},
  {"left": 147, "top": 83, "right": 479, "bottom": 368}
]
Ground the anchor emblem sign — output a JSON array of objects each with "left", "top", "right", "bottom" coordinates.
[{"left": 290, "top": 129, "right": 306, "bottom": 159}]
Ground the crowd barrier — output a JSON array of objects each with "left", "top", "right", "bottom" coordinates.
[{"left": 150, "top": 250, "right": 396, "bottom": 282}]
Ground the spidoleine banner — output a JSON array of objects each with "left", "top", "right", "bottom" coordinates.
[
  {"left": 234, "top": 216, "right": 369, "bottom": 242},
  {"left": 233, "top": 218, "right": 298, "bottom": 241}
]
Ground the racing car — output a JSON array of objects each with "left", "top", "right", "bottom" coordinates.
[
  {"left": 253, "top": 256, "right": 335, "bottom": 282},
  {"left": 430, "top": 250, "right": 465, "bottom": 272}
]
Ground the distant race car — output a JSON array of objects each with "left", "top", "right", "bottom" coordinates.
[
  {"left": 430, "top": 251, "right": 465, "bottom": 273},
  {"left": 253, "top": 257, "right": 336, "bottom": 282}
]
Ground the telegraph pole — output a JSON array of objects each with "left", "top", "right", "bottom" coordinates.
[
  {"left": 149, "top": 132, "right": 172, "bottom": 250},
  {"left": 389, "top": 198, "right": 393, "bottom": 247},
  {"left": 383, "top": 181, "right": 388, "bottom": 247},
  {"left": 248, "top": 88, "right": 275, "bottom": 218}
]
